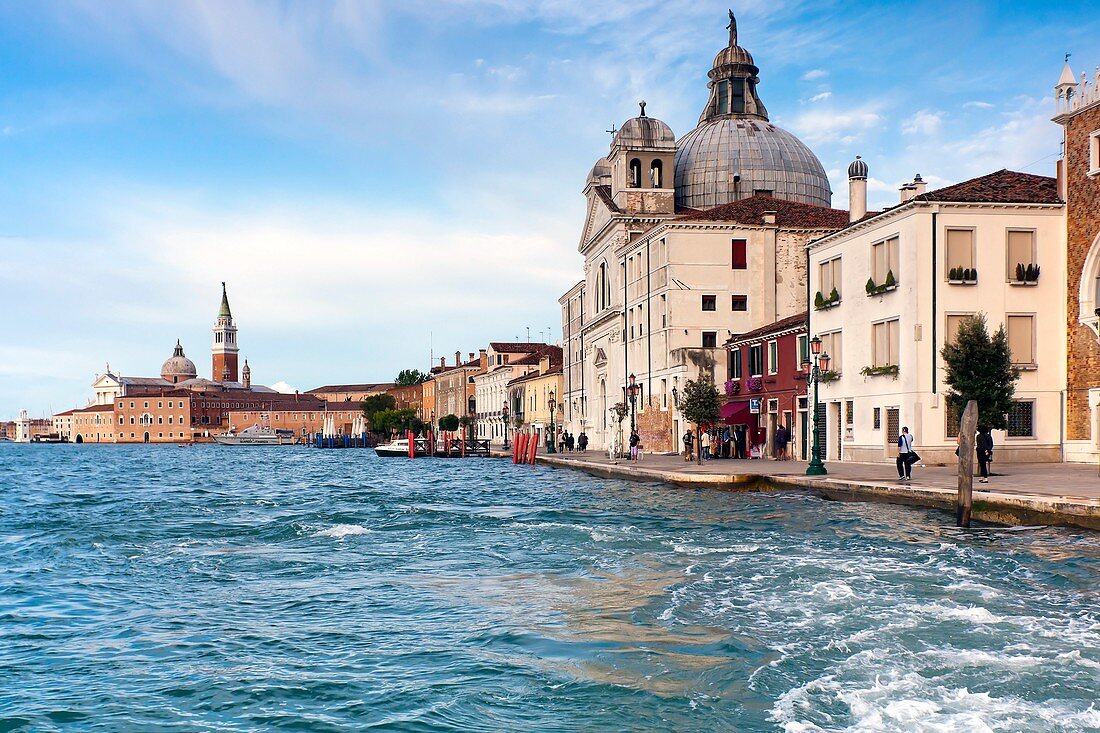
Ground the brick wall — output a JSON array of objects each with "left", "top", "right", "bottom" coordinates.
[{"left": 1065, "top": 104, "right": 1100, "bottom": 440}]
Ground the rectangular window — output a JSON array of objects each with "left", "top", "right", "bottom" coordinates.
[
  {"left": 845, "top": 400, "right": 854, "bottom": 426},
  {"left": 1006, "top": 230, "right": 1036, "bottom": 279},
  {"left": 945, "top": 313, "right": 974, "bottom": 345},
  {"left": 945, "top": 401, "right": 961, "bottom": 438},
  {"left": 660, "top": 294, "right": 667, "bottom": 327},
  {"left": 945, "top": 228, "right": 975, "bottom": 275},
  {"left": 701, "top": 295, "right": 716, "bottom": 311},
  {"left": 818, "top": 257, "right": 842, "bottom": 298},
  {"left": 1007, "top": 401, "right": 1034, "bottom": 437},
  {"left": 872, "top": 236, "right": 900, "bottom": 285},
  {"left": 1006, "top": 314, "right": 1036, "bottom": 365},
  {"left": 731, "top": 350, "right": 742, "bottom": 379},
  {"left": 702, "top": 331, "right": 717, "bottom": 348},
  {"left": 819, "top": 331, "right": 843, "bottom": 373},
  {"left": 732, "top": 239, "right": 747, "bottom": 269},
  {"left": 731, "top": 294, "right": 748, "bottom": 311},
  {"left": 748, "top": 344, "right": 763, "bottom": 377},
  {"left": 767, "top": 341, "right": 778, "bottom": 374},
  {"left": 731, "top": 80, "right": 745, "bottom": 114},
  {"left": 872, "top": 319, "right": 900, "bottom": 367},
  {"left": 717, "top": 80, "right": 729, "bottom": 114},
  {"left": 797, "top": 335, "right": 809, "bottom": 367}
]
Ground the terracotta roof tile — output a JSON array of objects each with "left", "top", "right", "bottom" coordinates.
[
  {"left": 912, "top": 170, "right": 1060, "bottom": 204},
  {"left": 725, "top": 312, "right": 808, "bottom": 347},
  {"left": 677, "top": 194, "right": 850, "bottom": 229}
]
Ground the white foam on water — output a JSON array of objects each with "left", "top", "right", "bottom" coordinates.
[
  {"left": 921, "top": 602, "right": 1005, "bottom": 625},
  {"left": 314, "top": 524, "right": 371, "bottom": 539}
]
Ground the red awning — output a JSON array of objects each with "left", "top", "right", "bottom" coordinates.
[{"left": 721, "top": 401, "right": 753, "bottom": 424}]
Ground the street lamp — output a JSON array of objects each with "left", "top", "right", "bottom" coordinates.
[
  {"left": 627, "top": 373, "right": 640, "bottom": 432},
  {"left": 802, "top": 336, "right": 831, "bottom": 476},
  {"left": 501, "top": 403, "right": 510, "bottom": 450},
  {"left": 547, "top": 390, "right": 557, "bottom": 454}
]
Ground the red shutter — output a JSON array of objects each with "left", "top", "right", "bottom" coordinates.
[{"left": 731, "top": 239, "right": 747, "bottom": 269}]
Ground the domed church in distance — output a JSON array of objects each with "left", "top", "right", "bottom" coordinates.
[{"left": 557, "top": 11, "right": 854, "bottom": 454}]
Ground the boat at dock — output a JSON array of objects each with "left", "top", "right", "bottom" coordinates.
[
  {"left": 374, "top": 438, "right": 410, "bottom": 457},
  {"left": 213, "top": 424, "right": 296, "bottom": 446}
]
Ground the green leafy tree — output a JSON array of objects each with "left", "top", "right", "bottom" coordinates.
[
  {"left": 941, "top": 313, "right": 1019, "bottom": 430},
  {"left": 361, "top": 393, "right": 396, "bottom": 419},
  {"left": 680, "top": 371, "right": 722, "bottom": 430},
  {"left": 395, "top": 369, "right": 430, "bottom": 386},
  {"left": 439, "top": 413, "right": 460, "bottom": 432},
  {"left": 371, "top": 408, "right": 420, "bottom": 436}
]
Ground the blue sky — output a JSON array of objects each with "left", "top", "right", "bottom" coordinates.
[{"left": 2, "top": 0, "right": 1098, "bottom": 419}]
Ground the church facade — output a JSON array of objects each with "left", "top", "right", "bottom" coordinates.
[{"left": 558, "top": 13, "right": 844, "bottom": 452}]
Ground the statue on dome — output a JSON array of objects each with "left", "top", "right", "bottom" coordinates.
[{"left": 727, "top": 9, "right": 737, "bottom": 46}]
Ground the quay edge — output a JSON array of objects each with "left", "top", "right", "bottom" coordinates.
[{"left": 533, "top": 454, "right": 1100, "bottom": 532}]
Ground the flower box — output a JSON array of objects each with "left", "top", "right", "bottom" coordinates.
[{"left": 859, "top": 364, "right": 899, "bottom": 379}]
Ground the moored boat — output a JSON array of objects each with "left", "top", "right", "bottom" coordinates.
[
  {"left": 213, "top": 424, "right": 296, "bottom": 446},
  {"left": 374, "top": 438, "right": 410, "bottom": 457}
]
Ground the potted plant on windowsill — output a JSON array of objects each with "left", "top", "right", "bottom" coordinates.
[
  {"left": 859, "top": 364, "right": 900, "bottom": 379},
  {"left": 947, "top": 267, "right": 978, "bottom": 284},
  {"left": 865, "top": 270, "right": 898, "bottom": 296},
  {"left": 819, "top": 369, "right": 841, "bottom": 383},
  {"left": 745, "top": 376, "right": 763, "bottom": 393},
  {"left": 1011, "top": 262, "right": 1040, "bottom": 286},
  {"left": 724, "top": 379, "right": 741, "bottom": 396},
  {"left": 814, "top": 287, "right": 841, "bottom": 310}
]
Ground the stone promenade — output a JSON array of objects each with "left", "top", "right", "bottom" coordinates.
[{"left": 524, "top": 449, "right": 1100, "bottom": 531}]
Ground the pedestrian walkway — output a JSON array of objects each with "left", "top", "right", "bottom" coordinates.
[{"left": 529, "top": 450, "right": 1100, "bottom": 530}]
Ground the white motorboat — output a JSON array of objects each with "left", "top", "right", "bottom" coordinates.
[
  {"left": 374, "top": 438, "right": 410, "bottom": 457},
  {"left": 213, "top": 424, "right": 296, "bottom": 446}
]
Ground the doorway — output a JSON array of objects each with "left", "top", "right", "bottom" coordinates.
[{"left": 143, "top": 432, "right": 150, "bottom": 443}]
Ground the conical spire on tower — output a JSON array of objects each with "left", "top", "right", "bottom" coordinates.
[
  {"left": 218, "top": 281, "right": 232, "bottom": 319},
  {"left": 212, "top": 282, "right": 239, "bottom": 382}
]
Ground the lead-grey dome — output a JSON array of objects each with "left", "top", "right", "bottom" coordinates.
[
  {"left": 848, "top": 155, "right": 868, "bottom": 179},
  {"left": 161, "top": 340, "right": 198, "bottom": 383},
  {"left": 674, "top": 119, "right": 832, "bottom": 210},
  {"left": 612, "top": 113, "right": 676, "bottom": 152}
]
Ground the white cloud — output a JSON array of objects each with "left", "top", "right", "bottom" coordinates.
[
  {"left": 802, "top": 69, "right": 828, "bottom": 81},
  {"left": 808, "top": 91, "right": 832, "bottom": 103},
  {"left": 964, "top": 101, "right": 994, "bottom": 109},
  {"left": 269, "top": 381, "right": 298, "bottom": 394},
  {"left": 901, "top": 109, "right": 943, "bottom": 136},
  {"left": 787, "top": 104, "right": 883, "bottom": 145}
]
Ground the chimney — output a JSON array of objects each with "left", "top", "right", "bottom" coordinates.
[
  {"left": 539, "top": 355, "right": 550, "bottom": 374},
  {"left": 1056, "top": 159, "right": 1066, "bottom": 200},
  {"left": 455, "top": 350, "right": 461, "bottom": 367},
  {"left": 479, "top": 349, "right": 488, "bottom": 370},
  {"left": 847, "top": 155, "right": 868, "bottom": 222},
  {"left": 899, "top": 173, "right": 926, "bottom": 203},
  {"left": 762, "top": 210, "right": 777, "bottom": 226},
  {"left": 440, "top": 356, "right": 446, "bottom": 368},
  {"left": 468, "top": 352, "right": 475, "bottom": 363}
]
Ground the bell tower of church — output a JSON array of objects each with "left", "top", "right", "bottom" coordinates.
[{"left": 211, "top": 282, "right": 239, "bottom": 383}]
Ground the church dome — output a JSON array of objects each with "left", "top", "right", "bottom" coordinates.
[
  {"left": 612, "top": 108, "right": 676, "bottom": 151},
  {"left": 675, "top": 119, "right": 832, "bottom": 209},
  {"left": 587, "top": 157, "right": 612, "bottom": 185},
  {"left": 848, "top": 155, "right": 869, "bottom": 179},
  {"left": 672, "top": 11, "right": 831, "bottom": 210},
  {"left": 161, "top": 340, "right": 198, "bottom": 383}
]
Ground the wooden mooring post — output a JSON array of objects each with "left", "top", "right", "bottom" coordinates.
[{"left": 956, "top": 399, "right": 978, "bottom": 527}]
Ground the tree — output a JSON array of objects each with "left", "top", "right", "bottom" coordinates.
[
  {"left": 361, "top": 393, "right": 396, "bottom": 420},
  {"left": 371, "top": 408, "right": 420, "bottom": 436},
  {"left": 439, "top": 413, "right": 460, "bottom": 432},
  {"left": 395, "top": 369, "right": 430, "bottom": 386},
  {"left": 941, "top": 313, "right": 1019, "bottom": 431},
  {"left": 681, "top": 371, "right": 722, "bottom": 462},
  {"left": 610, "top": 402, "right": 629, "bottom": 455}
]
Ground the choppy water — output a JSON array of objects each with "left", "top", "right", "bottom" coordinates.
[{"left": 1, "top": 444, "right": 1099, "bottom": 732}]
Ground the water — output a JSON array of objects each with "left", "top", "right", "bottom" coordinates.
[{"left": 2, "top": 445, "right": 1099, "bottom": 732}]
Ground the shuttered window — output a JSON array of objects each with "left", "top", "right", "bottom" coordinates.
[
  {"left": 1006, "top": 230, "right": 1036, "bottom": 279},
  {"left": 872, "top": 319, "right": 900, "bottom": 367},
  {"left": 819, "top": 331, "right": 842, "bottom": 373},
  {"left": 819, "top": 257, "right": 842, "bottom": 297},
  {"left": 1006, "top": 315, "right": 1035, "bottom": 365},
  {"left": 732, "top": 239, "right": 747, "bottom": 269},
  {"left": 945, "top": 313, "right": 974, "bottom": 345},
  {"left": 872, "top": 236, "right": 899, "bottom": 285},
  {"left": 945, "top": 229, "right": 974, "bottom": 274}
]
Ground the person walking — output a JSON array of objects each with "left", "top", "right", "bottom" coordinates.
[
  {"left": 683, "top": 429, "right": 695, "bottom": 462},
  {"left": 774, "top": 424, "right": 790, "bottom": 460},
  {"left": 629, "top": 430, "right": 640, "bottom": 462},
  {"left": 722, "top": 426, "right": 732, "bottom": 459},
  {"left": 701, "top": 429, "right": 712, "bottom": 461},
  {"left": 577, "top": 432, "right": 588, "bottom": 452},
  {"left": 565, "top": 431, "right": 574, "bottom": 452},
  {"left": 976, "top": 426, "right": 993, "bottom": 483},
  {"left": 896, "top": 426, "right": 919, "bottom": 480}
]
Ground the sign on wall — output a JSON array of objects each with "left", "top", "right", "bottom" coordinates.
[{"left": 749, "top": 398, "right": 761, "bottom": 414}]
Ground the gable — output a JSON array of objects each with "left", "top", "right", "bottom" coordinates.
[{"left": 579, "top": 188, "right": 615, "bottom": 251}]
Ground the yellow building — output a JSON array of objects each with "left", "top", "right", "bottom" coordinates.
[{"left": 508, "top": 354, "right": 563, "bottom": 435}]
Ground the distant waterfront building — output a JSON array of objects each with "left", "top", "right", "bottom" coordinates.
[
  {"left": 1053, "top": 61, "right": 1100, "bottom": 464},
  {"left": 432, "top": 351, "right": 486, "bottom": 425},
  {"left": 71, "top": 404, "right": 117, "bottom": 444},
  {"left": 558, "top": 12, "right": 844, "bottom": 452},
  {"left": 225, "top": 405, "right": 364, "bottom": 440},
  {"left": 473, "top": 343, "right": 559, "bottom": 445},
  {"left": 807, "top": 168, "right": 1065, "bottom": 464},
  {"left": 305, "top": 383, "right": 395, "bottom": 404},
  {"left": 507, "top": 353, "right": 564, "bottom": 436},
  {"left": 53, "top": 409, "right": 75, "bottom": 441}
]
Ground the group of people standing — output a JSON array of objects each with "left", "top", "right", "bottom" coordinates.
[
  {"left": 896, "top": 425, "right": 994, "bottom": 483},
  {"left": 682, "top": 424, "right": 781, "bottom": 461},
  {"left": 554, "top": 430, "right": 588, "bottom": 453}
]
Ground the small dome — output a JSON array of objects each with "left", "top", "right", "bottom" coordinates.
[
  {"left": 612, "top": 106, "right": 676, "bottom": 151},
  {"left": 161, "top": 340, "right": 198, "bottom": 383},
  {"left": 588, "top": 157, "right": 612, "bottom": 184},
  {"left": 712, "top": 44, "right": 755, "bottom": 69},
  {"left": 848, "top": 155, "right": 869, "bottom": 179}
]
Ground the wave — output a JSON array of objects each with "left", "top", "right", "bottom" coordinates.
[{"left": 313, "top": 524, "right": 371, "bottom": 539}]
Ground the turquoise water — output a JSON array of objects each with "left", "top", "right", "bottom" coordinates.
[{"left": 1, "top": 445, "right": 1099, "bottom": 732}]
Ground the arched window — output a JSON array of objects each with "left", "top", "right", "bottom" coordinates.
[
  {"left": 596, "top": 261, "right": 609, "bottom": 312},
  {"left": 1079, "top": 232, "right": 1100, "bottom": 341},
  {"left": 629, "top": 158, "right": 642, "bottom": 188},
  {"left": 650, "top": 159, "right": 663, "bottom": 188}
]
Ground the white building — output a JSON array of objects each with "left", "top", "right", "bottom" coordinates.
[
  {"left": 473, "top": 343, "right": 558, "bottom": 445},
  {"left": 807, "top": 164, "right": 1066, "bottom": 464},
  {"left": 558, "top": 12, "right": 841, "bottom": 452}
]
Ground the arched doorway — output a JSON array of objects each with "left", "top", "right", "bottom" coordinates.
[
  {"left": 143, "top": 432, "right": 150, "bottom": 443},
  {"left": 75, "top": 435, "right": 83, "bottom": 444}
]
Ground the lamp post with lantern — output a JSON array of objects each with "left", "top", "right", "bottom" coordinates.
[
  {"left": 627, "top": 373, "right": 640, "bottom": 432},
  {"left": 501, "top": 403, "right": 510, "bottom": 450},
  {"left": 801, "top": 335, "right": 831, "bottom": 476},
  {"left": 547, "top": 390, "right": 557, "bottom": 454}
]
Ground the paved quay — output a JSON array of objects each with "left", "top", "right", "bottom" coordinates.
[{"left": 520, "top": 450, "right": 1100, "bottom": 531}]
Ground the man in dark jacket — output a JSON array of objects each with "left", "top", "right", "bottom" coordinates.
[{"left": 976, "top": 426, "right": 994, "bottom": 483}]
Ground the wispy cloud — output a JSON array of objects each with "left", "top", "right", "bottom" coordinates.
[
  {"left": 901, "top": 109, "right": 943, "bottom": 136},
  {"left": 787, "top": 104, "right": 884, "bottom": 145},
  {"left": 802, "top": 69, "right": 828, "bottom": 81}
]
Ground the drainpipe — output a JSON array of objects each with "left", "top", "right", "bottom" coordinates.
[
  {"left": 931, "top": 209, "right": 938, "bottom": 394},
  {"left": 647, "top": 237, "right": 653, "bottom": 405}
]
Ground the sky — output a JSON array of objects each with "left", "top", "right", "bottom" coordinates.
[{"left": 2, "top": 0, "right": 1099, "bottom": 419}]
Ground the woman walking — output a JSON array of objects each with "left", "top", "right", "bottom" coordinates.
[{"left": 976, "top": 426, "right": 994, "bottom": 483}]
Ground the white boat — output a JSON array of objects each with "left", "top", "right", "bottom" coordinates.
[
  {"left": 374, "top": 438, "right": 410, "bottom": 457},
  {"left": 213, "top": 424, "right": 296, "bottom": 446}
]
